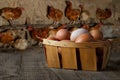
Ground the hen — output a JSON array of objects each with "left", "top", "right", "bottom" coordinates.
[
  {"left": 0, "top": 7, "right": 24, "bottom": 26},
  {"left": 0, "top": 29, "right": 17, "bottom": 47},
  {"left": 79, "top": 5, "right": 91, "bottom": 24},
  {"left": 65, "top": 1, "right": 80, "bottom": 24},
  {"left": 96, "top": 8, "right": 112, "bottom": 23},
  {"left": 27, "top": 24, "right": 66, "bottom": 42},
  {"left": 47, "top": 5, "right": 63, "bottom": 25},
  {"left": 27, "top": 26, "right": 51, "bottom": 42}
]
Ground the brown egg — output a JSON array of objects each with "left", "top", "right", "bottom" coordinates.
[
  {"left": 55, "top": 29, "right": 70, "bottom": 40},
  {"left": 75, "top": 33, "right": 94, "bottom": 43},
  {"left": 90, "top": 30, "right": 103, "bottom": 40}
]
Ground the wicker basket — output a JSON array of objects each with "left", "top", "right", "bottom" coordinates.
[{"left": 43, "top": 39, "right": 111, "bottom": 71}]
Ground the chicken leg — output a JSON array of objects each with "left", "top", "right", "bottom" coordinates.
[{"left": 8, "top": 19, "right": 13, "bottom": 26}]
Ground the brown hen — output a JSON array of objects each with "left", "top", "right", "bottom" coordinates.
[
  {"left": 27, "top": 24, "right": 66, "bottom": 42},
  {"left": 0, "top": 30, "right": 16, "bottom": 47},
  {"left": 96, "top": 8, "right": 112, "bottom": 23},
  {"left": 0, "top": 7, "right": 24, "bottom": 25},
  {"left": 65, "top": 1, "right": 80, "bottom": 24},
  {"left": 47, "top": 5, "right": 63, "bottom": 25},
  {"left": 27, "top": 26, "right": 50, "bottom": 42}
]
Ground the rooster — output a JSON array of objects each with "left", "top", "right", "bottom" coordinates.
[
  {"left": 0, "top": 7, "right": 24, "bottom": 26},
  {"left": 65, "top": 1, "right": 81, "bottom": 24},
  {"left": 96, "top": 8, "right": 112, "bottom": 24},
  {"left": 47, "top": 5, "right": 63, "bottom": 25}
]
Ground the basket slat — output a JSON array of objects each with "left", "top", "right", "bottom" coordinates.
[
  {"left": 61, "top": 47, "right": 77, "bottom": 69},
  {"left": 43, "top": 39, "right": 107, "bottom": 48},
  {"left": 79, "top": 48, "right": 97, "bottom": 71},
  {"left": 43, "top": 39, "right": 111, "bottom": 71},
  {"left": 102, "top": 46, "right": 111, "bottom": 69},
  {"left": 45, "top": 45, "right": 60, "bottom": 68}
]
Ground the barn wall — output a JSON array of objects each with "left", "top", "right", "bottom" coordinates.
[
  {"left": 0, "top": 0, "right": 120, "bottom": 37},
  {"left": 0, "top": 0, "right": 120, "bottom": 25},
  {"left": 0, "top": 0, "right": 120, "bottom": 53}
]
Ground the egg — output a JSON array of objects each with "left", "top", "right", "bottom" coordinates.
[
  {"left": 55, "top": 29, "right": 70, "bottom": 40},
  {"left": 70, "top": 28, "right": 88, "bottom": 41},
  {"left": 90, "top": 30, "right": 103, "bottom": 40},
  {"left": 75, "top": 33, "right": 94, "bottom": 43}
]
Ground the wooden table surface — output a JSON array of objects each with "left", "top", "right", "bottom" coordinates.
[{"left": 0, "top": 44, "right": 120, "bottom": 80}]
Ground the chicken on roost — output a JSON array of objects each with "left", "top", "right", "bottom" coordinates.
[
  {"left": 79, "top": 4, "right": 91, "bottom": 24},
  {"left": 0, "top": 7, "right": 24, "bottom": 26},
  {"left": 96, "top": 8, "right": 112, "bottom": 24},
  {"left": 65, "top": 1, "right": 81, "bottom": 24},
  {"left": 47, "top": 5, "right": 63, "bottom": 25}
]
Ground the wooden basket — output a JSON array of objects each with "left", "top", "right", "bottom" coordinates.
[{"left": 43, "top": 39, "right": 111, "bottom": 71}]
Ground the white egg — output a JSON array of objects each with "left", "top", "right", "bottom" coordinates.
[{"left": 70, "top": 28, "right": 88, "bottom": 41}]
